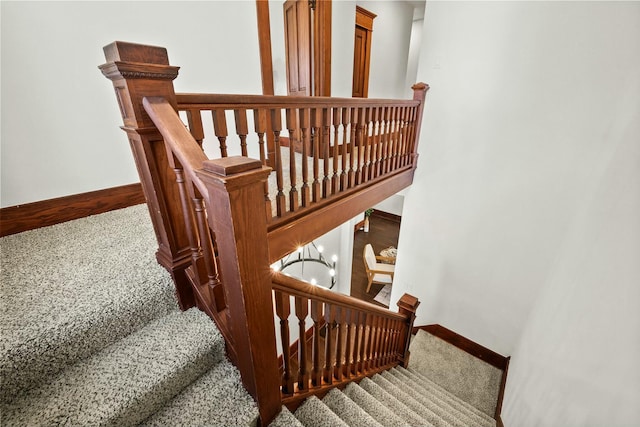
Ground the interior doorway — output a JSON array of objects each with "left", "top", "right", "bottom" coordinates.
[
  {"left": 351, "top": 6, "right": 376, "bottom": 98},
  {"left": 283, "top": 0, "right": 331, "bottom": 96}
]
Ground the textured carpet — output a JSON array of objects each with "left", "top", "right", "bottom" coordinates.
[
  {"left": 0, "top": 204, "right": 178, "bottom": 403},
  {"left": 269, "top": 366, "right": 497, "bottom": 427},
  {"left": 0, "top": 205, "right": 258, "bottom": 426},
  {"left": 408, "top": 329, "right": 503, "bottom": 417}
]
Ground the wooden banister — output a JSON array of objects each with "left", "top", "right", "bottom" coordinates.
[
  {"left": 102, "top": 41, "right": 428, "bottom": 426},
  {"left": 272, "top": 272, "right": 419, "bottom": 409}
]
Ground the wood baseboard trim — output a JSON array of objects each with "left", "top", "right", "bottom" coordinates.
[
  {"left": 496, "top": 414, "right": 505, "bottom": 427},
  {"left": 413, "top": 324, "right": 509, "bottom": 370},
  {"left": 413, "top": 324, "right": 510, "bottom": 419},
  {"left": 0, "top": 183, "right": 145, "bottom": 237},
  {"left": 371, "top": 209, "right": 401, "bottom": 223}
]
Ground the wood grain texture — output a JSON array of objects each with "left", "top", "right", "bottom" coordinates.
[{"left": 0, "top": 183, "right": 145, "bottom": 237}]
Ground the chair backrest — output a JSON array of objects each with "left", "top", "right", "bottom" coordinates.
[{"left": 363, "top": 244, "right": 377, "bottom": 271}]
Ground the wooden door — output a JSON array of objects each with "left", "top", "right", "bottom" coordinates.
[
  {"left": 284, "top": 0, "right": 312, "bottom": 96},
  {"left": 352, "top": 6, "right": 376, "bottom": 98}
]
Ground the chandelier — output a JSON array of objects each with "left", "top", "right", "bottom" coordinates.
[{"left": 272, "top": 242, "right": 337, "bottom": 289}]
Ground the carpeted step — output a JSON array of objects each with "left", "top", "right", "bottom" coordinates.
[
  {"left": 342, "top": 382, "right": 409, "bottom": 427},
  {"left": 294, "top": 395, "right": 349, "bottom": 427},
  {"left": 269, "top": 406, "right": 304, "bottom": 427},
  {"left": 139, "top": 358, "right": 258, "bottom": 426},
  {"left": 381, "top": 369, "right": 474, "bottom": 427},
  {"left": 1, "top": 308, "right": 223, "bottom": 427},
  {"left": 0, "top": 205, "right": 178, "bottom": 403},
  {"left": 398, "top": 367, "right": 495, "bottom": 427},
  {"left": 321, "top": 388, "right": 383, "bottom": 427},
  {"left": 373, "top": 373, "right": 453, "bottom": 427},
  {"left": 359, "top": 376, "right": 428, "bottom": 426}
]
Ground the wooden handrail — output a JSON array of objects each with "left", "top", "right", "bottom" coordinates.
[
  {"left": 143, "top": 96, "right": 210, "bottom": 199},
  {"left": 177, "top": 93, "right": 420, "bottom": 108},
  {"left": 272, "top": 272, "right": 405, "bottom": 321}
]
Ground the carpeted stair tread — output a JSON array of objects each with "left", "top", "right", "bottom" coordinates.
[
  {"left": 398, "top": 367, "right": 495, "bottom": 427},
  {"left": 294, "top": 395, "right": 349, "bottom": 427},
  {"left": 1, "top": 308, "right": 223, "bottom": 427},
  {"left": 321, "top": 388, "right": 383, "bottom": 427},
  {"left": 381, "top": 370, "right": 474, "bottom": 427},
  {"left": 0, "top": 205, "right": 178, "bottom": 403},
  {"left": 359, "top": 376, "right": 427, "bottom": 426},
  {"left": 269, "top": 406, "right": 305, "bottom": 427},
  {"left": 342, "top": 382, "right": 409, "bottom": 427},
  {"left": 138, "top": 358, "right": 258, "bottom": 426},
  {"left": 373, "top": 373, "right": 451, "bottom": 427}
]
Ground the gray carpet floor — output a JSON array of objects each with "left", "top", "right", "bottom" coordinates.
[{"left": 0, "top": 205, "right": 258, "bottom": 426}]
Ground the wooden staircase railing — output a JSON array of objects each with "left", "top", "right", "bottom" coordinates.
[
  {"left": 273, "top": 273, "right": 420, "bottom": 410},
  {"left": 100, "top": 41, "right": 427, "bottom": 426}
]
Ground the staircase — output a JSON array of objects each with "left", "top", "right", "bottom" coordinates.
[
  {"left": 271, "top": 367, "right": 496, "bottom": 427},
  {"left": 0, "top": 205, "right": 500, "bottom": 426}
]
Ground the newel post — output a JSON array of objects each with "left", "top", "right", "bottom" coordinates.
[
  {"left": 410, "top": 83, "right": 430, "bottom": 168},
  {"left": 397, "top": 293, "right": 420, "bottom": 367},
  {"left": 196, "top": 156, "right": 280, "bottom": 426},
  {"left": 99, "top": 42, "right": 195, "bottom": 309}
]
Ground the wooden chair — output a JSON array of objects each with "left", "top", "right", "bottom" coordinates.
[{"left": 363, "top": 243, "right": 395, "bottom": 293}]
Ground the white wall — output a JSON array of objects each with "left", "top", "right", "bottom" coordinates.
[
  {"left": 356, "top": 0, "right": 414, "bottom": 99},
  {"left": 391, "top": 1, "right": 640, "bottom": 425},
  {"left": 1, "top": 1, "right": 262, "bottom": 207}
]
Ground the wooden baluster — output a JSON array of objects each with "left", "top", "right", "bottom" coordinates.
[
  {"left": 323, "top": 304, "right": 336, "bottom": 384},
  {"left": 390, "top": 106, "right": 401, "bottom": 171},
  {"left": 234, "top": 109, "right": 249, "bottom": 157},
  {"left": 185, "top": 109, "right": 205, "bottom": 147},
  {"left": 358, "top": 312, "right": 367, "bottom": 373},
  {"left": 362, "top": 108, "right": 372, "bottom": 183},
  {"left": 389, "top": 318, "right": 399, "bottom": 364},
  {"left": 334, "top": 306, "right": 344, "bottom": 382},
  {"left": 295, "top": 296, "right": 310, "bottom": 390},
  {"left": 385, "top": 317, "right": 394, "bottom": 365},
  {"left": 381, "top": 106, "right": 391, "bottom": 175},
  {"left": 172, "top": 166, "right": 202, "bottom": 280},
  {"left": 298, "top": 108, "right": 311, "bottom": 207},
  {"left": 391, "top": 318, "right": 402, "bottom": 361},
  {"left": 271, "top": 109, "right": 286, "bottom": 217},
  {"left": 331, "top": 107, "right": 341, "bottom": 194},
  {"left": 311, "top": 300, "right": 323, "bottom": 387},
  {"left": 378, "top": 317, "right": 387, "bottom": 366},
  {"left": 285, "top": 108, "right": 299, "bottom": 212},
  {"left": 351, "top": 311, "right": 361, "bottom": 375},
  {"left": 322, "top": 108, "right": 331, "bottom": 198},
  {"left": 211, "top": 110, "right": 228, "bottom": 157},
  {"left": 406, "top": 106, "right": 418, "bottom": 167},
  {"left": 348, "top": 108, "right": 358, "bottom": 188},
  {"left": 370, "top": 316, "right": 380, "bottom": 369},
  {"left": 398, "top": 106, "right": 409, "bottom": 167},
  {"left": 310, "top": 108, "right": 321, "bottom": 203},
  {"left": 193, "top": 197, "right": 226, "bottom": 311},
  {"left": 274, "top": 291, "right": 294, "bottom": 395},
  {"left": 343, "top": 308, "right": 353, "bottom": 379},
  {"left": 340, "top": 108, "right": 350, "bottom": 191},
  {"left": 371, "top": 107, "right": 381, "bottom": 179},
  {"left": 365, "top": 315, "right": 377, "bottom": 371},
  {"left": 355, "top": 107, "right": 366, "bottom": 186},
  {"left": 253, "top": 109, "right": 272, "bottom": 220},
  {"left": 380, "top": 317, "right": 390, "bottom": 366}
]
